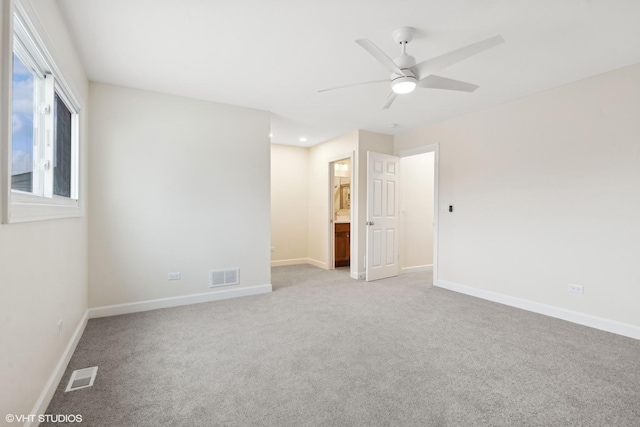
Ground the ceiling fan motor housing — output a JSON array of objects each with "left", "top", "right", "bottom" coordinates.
[{"left": 394, "top": 53, "right": 416, "bottom": 69}]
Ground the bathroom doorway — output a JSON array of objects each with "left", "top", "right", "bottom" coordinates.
[{"left": 329, "top": 157, "right": 352, "bottom": 269}]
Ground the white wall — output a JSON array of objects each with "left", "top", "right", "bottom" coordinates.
[
  {"left": 395, "top": 63, "right": 640, "bottom": 329},
  {"left": 0, "top": 0, "right": 89, "bottom": 419},
  {"left": 88, "top": 83, "right": 271, "bottom": 308},
  {"left": 271, "top": 144, "right": 309, "bottom": 264},
  {"left": 400, "top": 152, "right": 434, "bottom": 270}
]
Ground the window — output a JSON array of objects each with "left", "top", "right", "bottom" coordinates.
[
  {"left": 10, "top": 52, "right": 35, "bottom": 193},
  {"left": 4, "top": 5, "right": 82, "bottom": 222},
  {"left": 54, "top": 92, "right": 74, "bottom": 198}
]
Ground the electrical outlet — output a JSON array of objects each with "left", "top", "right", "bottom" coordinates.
[
  {"left": 568, "top": 284, "right": 584, "bottom": 294},
  {"left": 57, "top": 319, "right": 63, "bottom": 336},
  {"left": 168, "top": 272, "right": 181, "bottom": 280}
]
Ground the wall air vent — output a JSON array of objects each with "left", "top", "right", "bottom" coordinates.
[
  {"left": 209, "top": 268, "right": 239, "bottom": 288},
  {"left": 65, "top": 366, "right": 98, "bottom": 392}
]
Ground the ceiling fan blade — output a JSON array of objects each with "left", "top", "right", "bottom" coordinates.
[
  {"left": 356, "top": 39, "right": 406, "bottom": 76},
  {"left": 414, "top": 35, "right": 504, "bottom": 79},
  {"left": 417, "top": 75, "right": 479, "bottom": 92},
  {"left": 318, "top": 79, "right": 388, "bottom": 93},
  {"left": 381, "top": 92, "right": 397, "bottom": 109}
]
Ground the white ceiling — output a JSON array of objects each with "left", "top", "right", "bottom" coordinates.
[{"left": 56, "top": 0, "right": 640, "bottom": 147}]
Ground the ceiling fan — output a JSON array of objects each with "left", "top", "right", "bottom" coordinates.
[{"left": 319, "top": 28, "right": 504, "bottom": 109}]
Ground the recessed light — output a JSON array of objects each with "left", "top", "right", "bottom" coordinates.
[
  {"left": 269, "top": 133, "right": 273, "bottom": 138},
  {"left": 299, "top": 137, "right": 307, "bottom": 142}
]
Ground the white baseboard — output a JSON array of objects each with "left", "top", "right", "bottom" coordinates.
[
  {"left": 351, "top": 271, "right": 365, "bottom": 280},
  {"left": 401, "top": 264, "right": 433, "bottom": 274},
  {"left": 271, "top": 258, "right": 310, "bottom": 267},
  {"left": 88, "top": 284, "right": 272, "bottom": 319},
  {"left": 436, "top": 280, "right": 640, "bottom": 341},
  {"left": 271, "top": 258, "right": 329, "bottom": 269},
  {"left": 26, "top": 310, "right": 89, "bottom": 427},
  {"left": 305, "top": 258, "right": 327, "bottom": 269}
]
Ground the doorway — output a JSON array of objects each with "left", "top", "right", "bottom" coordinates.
[
  {"left": 329, "top": 157, "right": 352, "bottom": 270},
  {"left": 396, "top": 144, "right": 438, "bottom": 283}
]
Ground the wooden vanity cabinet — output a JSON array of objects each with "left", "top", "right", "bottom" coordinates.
[{"left": 334, "top": 222, "right": 350, "bottom": 267}]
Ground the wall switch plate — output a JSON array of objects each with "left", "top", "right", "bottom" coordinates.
[
  {"left": 168, "top": 272, "right": 181, "bottom": 280},
  {"left": 568, "top": 284, "right": 584, "bottom": 294}
]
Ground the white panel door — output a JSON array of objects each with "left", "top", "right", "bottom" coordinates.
[{"left": 366, "top": 151, "right": 400, "bottom": 281}]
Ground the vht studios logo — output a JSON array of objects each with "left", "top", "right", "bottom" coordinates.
[{"left": 6, "top": 413, "right": 83, "bottom": 423}]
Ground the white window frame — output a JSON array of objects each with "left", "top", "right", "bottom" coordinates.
[{"left": 1, "top": 1, "right": 83, "bottom": 223}]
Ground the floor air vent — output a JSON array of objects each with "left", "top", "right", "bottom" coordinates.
[
  {"left": 210, "top": 268, "right": 239, "bottom": 288},
  {"left": 65, "top": 367, "right": 98, "bottom": 392}
]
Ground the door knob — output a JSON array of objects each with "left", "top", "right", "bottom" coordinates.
[{"left": 366, "top": 221, "right": 375, "bottom": 226}]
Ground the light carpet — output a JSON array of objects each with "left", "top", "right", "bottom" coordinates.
[{"left": 44, "top": 265, "right": 640, "bottom": 426}]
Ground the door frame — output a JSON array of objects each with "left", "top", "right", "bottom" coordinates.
[
  {"left": 395, "top": 143, "right": 440, "bottom": 284},
  {"left": 327, "top": 152, "right": 355, "bottom": 271}
]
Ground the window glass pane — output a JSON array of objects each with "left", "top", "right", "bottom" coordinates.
[
  {"left": 11, "top": 52, "right": 35, "bottom": 193},
  {"left": 54, "top": 93, "right": 72, "bottom": 198}
]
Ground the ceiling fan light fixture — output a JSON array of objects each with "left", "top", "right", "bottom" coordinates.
[{"left": 391, "top": 76, "right": 417, "bottom": 94}]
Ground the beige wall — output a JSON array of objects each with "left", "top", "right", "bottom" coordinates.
[
  {"left": 395, "top": 63, "right": 640, "bottom": 328},
  {"left": 88, "top": 83, "right": 271, "bottom": 308},
  {"left": 0, "top": 0, "right": 89, "bottom": 418},
  {"left": 271, "top": 144, "right": 309, "bottom": 263},
  {"left": 399, "top": 152, "right": 434, "bottom": 269}
]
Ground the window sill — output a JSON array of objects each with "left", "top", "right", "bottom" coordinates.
[{"left": 7, "top": 192, "right": 83, "bottom": 223}]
